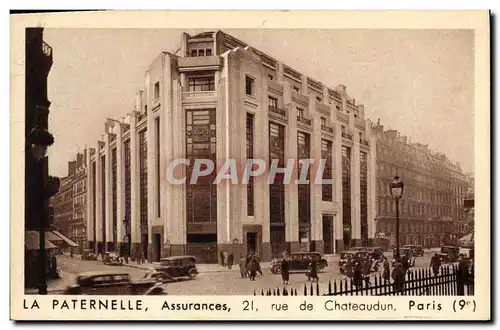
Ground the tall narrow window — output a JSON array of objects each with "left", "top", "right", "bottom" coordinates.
[
  {"left": 139, "top": 130, "right": 148, "bottom": 235},
  {"left": 297, "top": 132, "right": 311, "bottom": 225},
  {"left": 191, "top": 49, "right": 198, "bottom": 57},
  {"left": 268, "top": 96, "right": 278, "bottom": 110},
  {"left": 101, "top": 156, "right": 106, "bottom": 245},
  {"left": 342, "top": 146, "right": 352, "bottom": 248},
  {"left": 206, "top": 48, "right": 212, "bottom": 56},
  {"left": 111, "top": 148, "right": 117, "bottom": 247},
  {"left": 186, "top": 109, "right": 217, "bottom": 223},
  {"left": 321, "top": 117, "right": 327, "bottom": 127},
  {"left": 297, "top": 107, "right": 305, "bottom": 119},
  {"left": 245, "top": 76, "right": 254, "bottom": 96},
  {"left": 123, "top": 140, "right": 131, "bottom": 236},
  {"left": 156, "top": 117, "right": 161, "bottom": 217},
  {"left": 269, "top": 122, "right": 286, "bottom": 257},
  {"left": 246, "top": 114, "right": 254, "bottom": 216},
  {"left": 321, "top": 139, "right": 333, "bottom": 201},
  {"left": 198, "top": 49, "right": 205, "bottom": 57},
  {"left": 360, "top": 151, "right": 368, "bottom": 247},
  {"left": 154, "top": 82, "right": 160, "bottom": 100}
]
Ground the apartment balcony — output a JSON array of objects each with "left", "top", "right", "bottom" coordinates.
[
  {"left": 269, "top": 105, "right": 286, "bottom": 117},
  {"left": 297, "top": 116, "right": 312, "bottom": 126},
  {"left": 321, "top": 125, "right": 334, "bottom": 134},
  {"left": 341, "top": 132, "right": 353, "bottom": 140},
  {"left": 177, "top": 56, "right": 222, "bottom": 72}
]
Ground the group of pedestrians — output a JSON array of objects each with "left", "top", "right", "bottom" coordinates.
[
  {"left": 239, "top": 254, "right": 263, "bottom": 281},
  {"left": 219, "top": 251, "right": 235, "bottom": 269}
]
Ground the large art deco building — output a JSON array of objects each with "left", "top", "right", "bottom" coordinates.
[
  {"left": 85, "top": 31, "right": 377, "bottom": 263},
  {"left": 371, "top": 121, "right": 471, "bottom": 248}
]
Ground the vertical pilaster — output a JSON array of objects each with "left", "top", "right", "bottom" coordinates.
[
  {"left": 116, "top": 123, "right": 124, "bottom": 247},
  {"left": 86, "top": 148, "right": 95, "bottom": 248},
  {"left": 95, "top": 141, "right": 104, "bottom": 251},
  {"left": 367, "top": 123, "right": 377, "bottom": 242},
  {"left": 351, "top": 119, "right": 361, "bottom": 244},
  {"left": 310, "top": 96, "right": 323, "bottom": 246},
  {"left": 334, "top": 121, "right": 344, "bottom": 253},
  {"left": 129, "top": 112, "right": 140, "bottom": 248},
  {"left": 146, "top": 73, "right": 155, "bottom": 258},
  {"left": 104, "top": 132, "right": 113, "bottom": 251},
  {"left": 283, "top": 82, "right": 299, "bottom": 250},
  {"left": 166, "top": 80, "right": 186, "bottom": 252}
]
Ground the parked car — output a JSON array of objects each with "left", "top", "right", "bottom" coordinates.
[
  {"left": 391, "top": 248, "right": 416, "bottom": 267},
  {"left": 66, "top": 271, "right": 165, "bottom": 295},
  {"left": 103, "top": 252, "right": 124, "bottom": 266},
  {"left": 81, "top": 249, "right": 97, "bottom": 261},
  {"left": 143, "top": 256, "right": 198, "bottom": 282},
  {"left": 403, "top": 245, "right": 425, "bottom": 257},
  {"left": 439, "top": 246, "right": 460, "bottom": 263},
  {"left": 271, "top": 252, "right": 328, "bottom": 274},
  {"left": 362, "top": 247, "right": 385, "bottom": 259}
]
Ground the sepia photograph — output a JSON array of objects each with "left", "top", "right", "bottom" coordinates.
[{"left": 10, "top": 10, "right": 490, "bottom": 320}]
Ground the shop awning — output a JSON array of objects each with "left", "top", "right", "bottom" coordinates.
[
  {"left": 52, "top": 230, "right": 79, "bottom": 247},
  {"left": 459, "top": 228, "right": 474, "bottom": 244},
  {"left": 25, "top": 231, "right": 57, "bottom": 250}
]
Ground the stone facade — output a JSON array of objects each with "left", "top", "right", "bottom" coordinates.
[
  {"left": 372, "top": 121, "right": 472, "bottom": 248},
  {"left": 83, "top": 31, "right": 377, "bottom": 262}
]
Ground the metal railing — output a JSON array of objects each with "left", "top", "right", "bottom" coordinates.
[
  {"left": 268, "top": 105, "right": 286, "bottom": 117},
  {"left": 321, "top": 125, "right": 334, "bottom": 133},
  {"left": 297, "top": 116, "right": 312, "bottom": 125}
]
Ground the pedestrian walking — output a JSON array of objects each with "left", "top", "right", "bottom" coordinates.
[
  {"left": 345, "top": 257, "right": 354, "bottom": 279},
  {"left": 362, "top": 258, "right": 372, "bottom": 286},
  {"left": 255, "top": 255, "right": 263, "bottom": 276},
  {"left": 223, "top": 251, "right": 228, "bottom": 268},
  {"left": 430, "top": 253, "right": 441, "bottom": 276},
  {"left": 401, "top": 255, "right": 410, "bottom": 274},
  {"left": 248, "top": 257, "right": 257, "bottom": 281},
  {"left": 353, "top": 261, "right": 363, "bottom": 287},
  {"left": 306, "top": 258, "right": 319, "bottom": 282},
  {"left": 220, "top": 251, "right": 225, "bottom": 266},
  {"left": 281, "top": 257, "right": 290, "bottom": 285},
  {"left": 382, "top": 256, "right": 390, "bottom": 283},
  {"left": 457, "top": 254, "right": 470, "bottom": 296},
  {"left": 227, "top": 253, "right": 234, "bottom": 270},
  {"left": 391, "top": 261, "right": 406, "bottom": 294},
  {"left": 239, "top": 255, "right": 247, "bottom": 278}
]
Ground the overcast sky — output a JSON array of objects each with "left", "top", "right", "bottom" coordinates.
[{"left": 44, "top": 29, "right": 474, "bottom": 177}]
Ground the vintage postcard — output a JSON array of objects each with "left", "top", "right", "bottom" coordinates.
[{"left": 10, "top": 10, "right": 490, "bottom": 321}]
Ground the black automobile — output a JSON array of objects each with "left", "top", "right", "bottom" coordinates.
[
  {"left": 271, "top": 252, "right": 328, "bottom": 274},
  {"left": 144, "top": 256, "right": 199, "bottom": 282},
  {"left": 81, "top": 249, "right": 98, "bottom": 261},
  {"left": 403, "top": 245, "right": 425, "bottom": 257},
  {"left": 364, "top": 247, "right": 385, "bottom": 259},
  {"left": 438, "top": 246, "right": 460, "bottom": 263},
  {"left": 391, "top": 248, "right": 416, "bottom": 267},
  {"left": 103, "top": 252, "right": 124, "bottom": 266},
  {"left": 66, "top": 271, "right": 165, "bottom": 295}
]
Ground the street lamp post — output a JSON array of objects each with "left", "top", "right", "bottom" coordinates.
[
  {"left": 390, "top": 175, "right": 404, "bottom": 261},
  {"left": 29, "top": 126, "right": 55, "bottom": 295}
]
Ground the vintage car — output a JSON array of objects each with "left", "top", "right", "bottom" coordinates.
[
  {"left": 439, "top": 246, "right": 460, "bottom": 263},
  {"left": 271, "top": 252, "right": 328, "bottom": 274},
  {"left": 103, "top": 252, "right": 123, "bottom": 266},
  {"left": 81, "top": 249, "right": 98, "bottom": 261},
  {"left": 391, "top": 248, "right": 416, "bottom": 267},
  {"left": 339, "top": 250, "right": 381, "bottom": 274},
  {"left": 403, "top": 245, "right": 425, "bottom": 257},
  {"left": 65, "top": 271, "right": 166, "bottom": 295},
  {"left": 143, "top": 256, "right": 199, "bottom": 282}
]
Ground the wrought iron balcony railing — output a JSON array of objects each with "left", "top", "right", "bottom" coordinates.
[
  {"left": 341, "top": 132, "right": 352, "bottom": 140},
  {"left": 321, "top": 125, "right": 334, "bottom": 133},
  {"left": 269, "top": 105, "right": 286, "bottom": 117},
  {"left": 297, "top": 116, "right": 312, "bottom": 125}
]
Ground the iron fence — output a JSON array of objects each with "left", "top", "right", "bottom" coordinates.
[{"left": 255, "top": 265, "right": 474, "bottom": 296}]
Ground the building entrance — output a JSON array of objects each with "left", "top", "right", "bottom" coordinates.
[
  {"left": 153, "top": 234, "right": 161, "bottom": 262},
  {"left": 246, "top": 232, "right": 257, "bottom": 255},
  {"left": 323, "top": 215, "right": 333, "bottom": 254}
]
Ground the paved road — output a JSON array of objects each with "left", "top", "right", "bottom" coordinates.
[{"left": 45, "top": 251, "right": 447, "bottom": 295}]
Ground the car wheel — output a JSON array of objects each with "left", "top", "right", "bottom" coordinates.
[
  {"left": 188, "top": 270, "right": 197, "bottom": 278},
  {"left": 273, "top": 266, "right": 282, "bottom": 274}
]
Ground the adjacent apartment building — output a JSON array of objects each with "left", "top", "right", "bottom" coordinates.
[
  {"left": 85, "top": 31, "right": 377, "bottom": 263},
  {"left": 52, "top": 150, "right": 87, "bottom": 252},
  {"left": 371, "top": 120, "right": 471, "bottom": 248}
]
